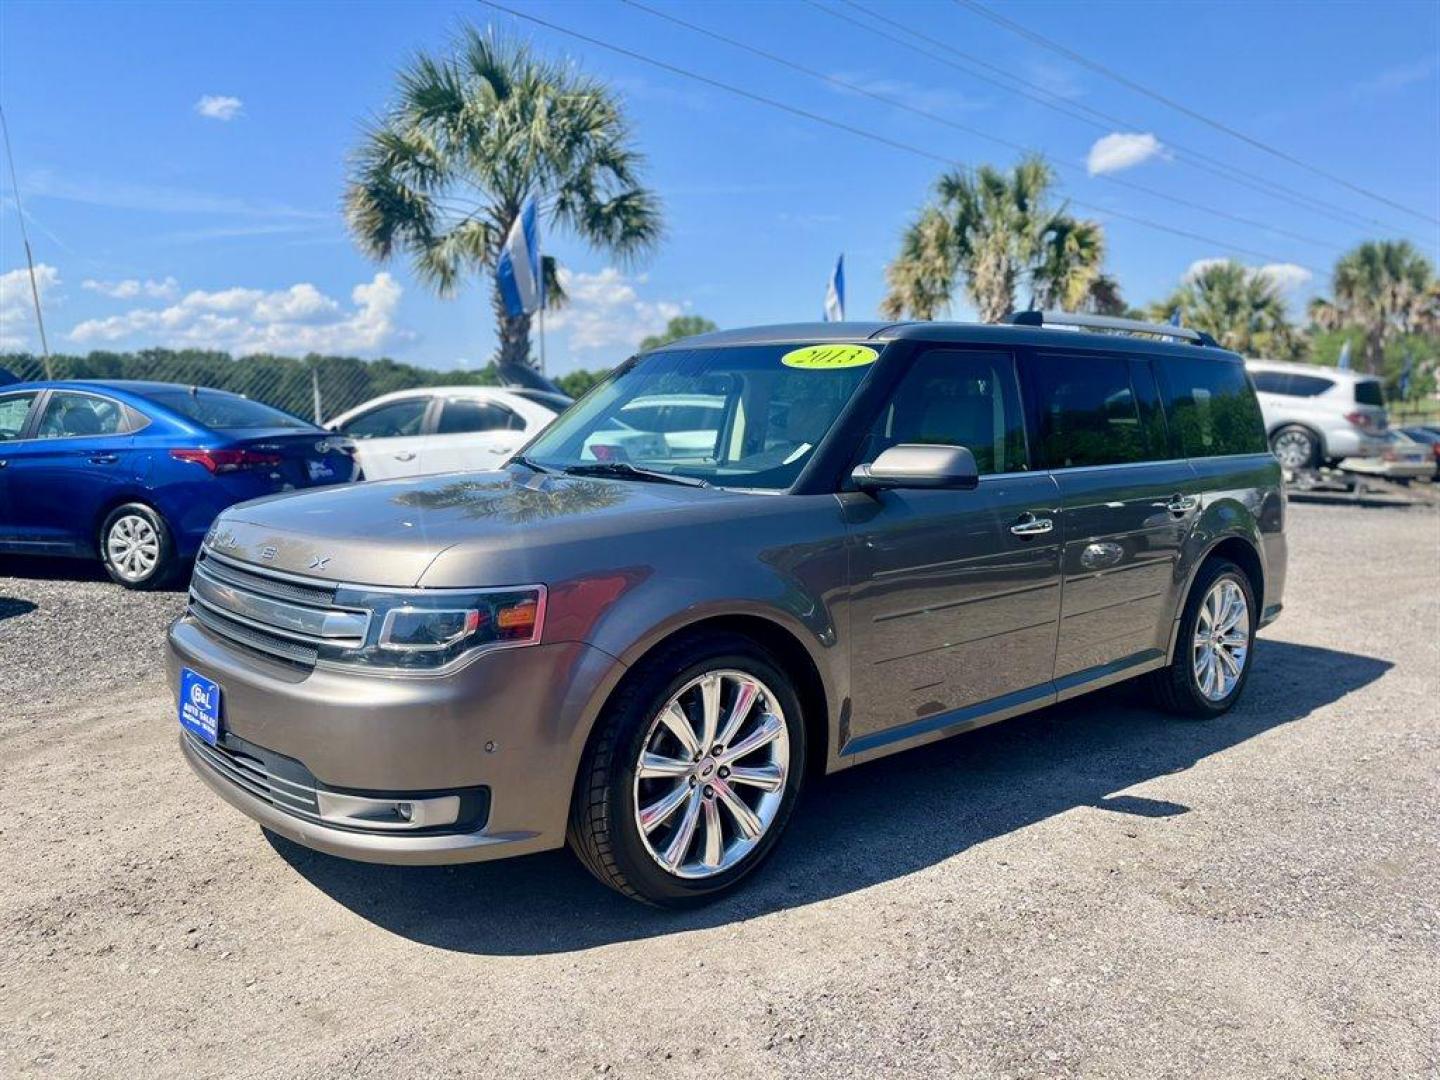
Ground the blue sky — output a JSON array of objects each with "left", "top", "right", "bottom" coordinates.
[{"left": 2, "top": 0, "right": 1437, "bottom": 375}]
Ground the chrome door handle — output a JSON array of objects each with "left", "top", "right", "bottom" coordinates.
[
  {"left": 393, "top": 451, "right": 416, "bottom": 462},
  {"left": 1010, "top": 514, "right": 1054, "bottom": 537},
  {"left": 1166, "top": 494, "right": 1199, "bottom": 514},
  {"left": 89, "top": 454, "right": 119, "bottom": 465}
]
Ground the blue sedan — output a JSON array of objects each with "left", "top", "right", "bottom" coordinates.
[{"left": 0, "top": 380, "right": 353, "bottom": 588}]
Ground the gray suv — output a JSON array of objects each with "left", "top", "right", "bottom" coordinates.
[{"left": 168, "top": 313, "right": 1287, "bottom": 906}]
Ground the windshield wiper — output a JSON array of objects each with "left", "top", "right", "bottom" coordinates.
[
  {"left": 511, "top": 454, "right": 554, "bottom": 474},
  {"left": 562, "top": 461, "right": 709, "bottom": 488}
]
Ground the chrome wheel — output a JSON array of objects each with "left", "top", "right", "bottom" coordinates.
[
  {"left": 106, "top": 514, "right": 160, "bottom": 582},
  {"left": 1271, "top": 429, "right": 1314, "bottom": 470},
  {"left": 632, "top": 669, "right": 790, "bottom": 880},
  {"left": 1192, "top": 578, "right": 1249, "bottom": 701}
]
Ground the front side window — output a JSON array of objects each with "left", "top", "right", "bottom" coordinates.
[
  {"left": 856, "top": 349, "right": 1027, "bottom": 475},
  {"left": 1157, "top": 357, "right": 1268, "bottom": 458},
  {"left": 0, "top": 392, "right": 38, "bottom": 440},
  {"left": 437, "top": 398, "right": 523, "bottom": 434},
  {"left": 36, "top": 392, "right": 126, "bottom": 439},
  {"left": 1027, "top": 353, "right": 1154, "bottom": 468},
  {"left": 523, "top": 343, "right": 879, "bottom": 490},
  {"left": 340, "top": 398, "right": 429, "bottom": 439}
]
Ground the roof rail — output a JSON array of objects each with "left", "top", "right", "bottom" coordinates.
[{"left": 1008, "top": 310, "right": 1218, "bottom": 347}]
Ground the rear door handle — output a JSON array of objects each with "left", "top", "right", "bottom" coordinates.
[
  {"left": 89, "top": 454, "right": 119, "bottom": 465},
  {"left": 1166, "top": 494, "right": 1199, "bottom": 514},
  {"left": 393, "top": 451, "right": 416, "bottom": 462},
  {"left": 1010, "top": 513, "right": 1054, "bottom": 537}
]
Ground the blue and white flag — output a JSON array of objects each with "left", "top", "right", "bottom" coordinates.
[
  {"left": 1337, "top": 339, "right": 1352, "bottom": 371},
  {"left": 824, "top": 254, "right": 845, "bottom": 322},
  {"left": 1400, "top": 350, "right": 1413, "bottom": 399},
  {"left": 1168, "top": 308, "right": 1182, "bottom": 326},
  {"left": 497, "top": 197, "right": 543, "bottom": 318}
]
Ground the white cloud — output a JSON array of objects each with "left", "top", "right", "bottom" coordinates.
[
  {"left": 82, "top": 276, "right": 180, "bottom": 301},
  {"left": 547, "top": 268, "right": 685, "bottom": 352},
  {"left": 0, "top": 264, "right": 60, "bottom": 349},
  {"left": 1183, "top": 258, "right": 1313, "bottom": 293},
  {"left": 68, "top": 273, "right": 405, "bottom": 355},
  {"left": 1087, "top": 132, "right": 1166, "bottom": 176},
  {"left": 195, "top": 94, "right": 244, "bottom": 121}
]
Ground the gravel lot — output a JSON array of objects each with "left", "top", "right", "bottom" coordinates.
[{"left": 2, "top": 500, "right": 1437, "bottom": 1079}]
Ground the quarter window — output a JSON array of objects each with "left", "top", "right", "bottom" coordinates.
[
  {"left": 1027, "top": 353, "right": 1153, "bottom": 468},
  {"left": 1157, "top": 357, "right": 1268, "bottom": 457},
  {"left": 0, "top": 392, "right": 38, "bottom": 440},
  {"left": 341, "top": 398, "right": 429, "bottom": 439},
  {"left": 859, "top": 349, "right": 1027, "bottom": 475},
  {"left": 36, "top": 392, "right": 127, "bottom": 439}
]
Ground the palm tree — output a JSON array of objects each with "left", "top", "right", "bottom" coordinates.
[
  {"left": 881, "top": 155, "right": 1106, "bottom": 323},
  {"left": 1308, "top": 241, "right": 1437, "bottom": 374},
  {"left": 1149, "top": 261, "right": 1301, "bottom": 358},
  {"left": 344, "top": 27, "right": 662, "bottom": 372}
]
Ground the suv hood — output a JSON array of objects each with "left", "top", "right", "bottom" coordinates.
[{"left": 210, "top": 467, "right": 749, "bottom": 587}]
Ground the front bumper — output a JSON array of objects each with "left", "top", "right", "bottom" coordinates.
[{"left": 167, "top": 614, "right": 625, "bottom": 865}]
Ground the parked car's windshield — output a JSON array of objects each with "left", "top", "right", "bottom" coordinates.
[
  {"left": 146, "top": 388, "right": 315, "bottom": 431},
  {"left": 522, "top": 343, "right": 879, "bottom": 490}
]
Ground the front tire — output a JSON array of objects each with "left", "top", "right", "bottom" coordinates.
[
  {"left": 100, "top": 503, "right": 178, "bottom": 590},
  {"left": 1148, "top": 558, "right": 1257, "bottom": 717},
  {"left": 568, "top": 632, "right": 807, "bottom": 907},
  {"left": 1270, "top": 425, "right": 1320, "bottom": 470}
]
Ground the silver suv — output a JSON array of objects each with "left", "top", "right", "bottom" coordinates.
[
  {"left": 169, "top": 314, "right": 1287, "bottom": 906},
  {"left": 1245, "top": 358, "right": 1389, "bottom": 469}
]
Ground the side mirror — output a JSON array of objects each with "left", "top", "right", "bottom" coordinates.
[{"left": 851, "top": 443, "right": 979, "bottom": 492}]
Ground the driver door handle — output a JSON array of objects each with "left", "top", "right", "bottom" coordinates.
[
  {"left": 393, "top": 451, "right": 416, "bottom": 462},
  {"left": 89, "top": 454, "right": 119, "bottom": 465},
  {"left": 1010, "top": 513, "right": 1054, "bottom": 537}
]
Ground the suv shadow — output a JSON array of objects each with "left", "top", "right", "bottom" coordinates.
[{"left": 269, "top": 639, "right": 1390, "bottom": 955}]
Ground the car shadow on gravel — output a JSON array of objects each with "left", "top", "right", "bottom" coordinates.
[{"left": 269, "top": 639, "right": 1391, "bottom": 955}]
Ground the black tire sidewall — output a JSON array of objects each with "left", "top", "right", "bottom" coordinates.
[
  {"left": 1175, "top": 561, "right": 1257, "bottom": 716},
  {"left": 601, "top": 637, "right": 806, "bottom": 906},
  {"left": 99, "top": 502, "right": 176, "bottom": 590}
]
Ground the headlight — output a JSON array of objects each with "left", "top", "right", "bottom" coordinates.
[{"left": 318, "top": 585, "right": 545, "bottom": 672}]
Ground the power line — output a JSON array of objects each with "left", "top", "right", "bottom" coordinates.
[
  {"left": 476, "top": 0, "right": 1313, "bottom": 269},
  {"left": 818, "top": 0, "right": 1430, "bottom": 244},
  {"left": 620, "top": 0, "right": 1342, "bottom": 254},
  {"left": 954, "top": 0, "right": 1440, "bottom": 227},
  {"left": 0, "top": 103, "right": 52, "bottom": 374}
]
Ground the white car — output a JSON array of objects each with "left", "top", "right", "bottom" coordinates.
[
  {"left": 1245, "top": 359, "right": 1389, "bottom": 470},
  {"left": 326, "top": 386, "right": 569, "bottom": 480}
]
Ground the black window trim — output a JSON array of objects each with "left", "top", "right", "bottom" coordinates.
[{"left": 27, "top": 388, "right": 138, "bottom": 442}]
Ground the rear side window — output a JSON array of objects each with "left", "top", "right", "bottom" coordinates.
[
  {"left": 1157, "top": 358, "right": 1268, "bottom": 458},
  {"left": 1249, "top": 371, "right": 1335, "bottom": 397},
  {"left": 860, "top": 349, "right": 1027, "bottom": 475},
  {"left": 1026, "top": 353, "right": 1155, "bottom": 468},
  {"left": 436, "top": 398, "right": 524, "bottom": 434},
  {"left": 148, "top": 389, "right": 313, "bottom": 430},
  {"left": 36, "top": 392, "right": 128, "bottom": 438},
  {"left": 0, "top": 392, "right": 38, "bottom": 440},
  {"left": 1353, "top": 380, "right": 1385, "bottom": 407}
]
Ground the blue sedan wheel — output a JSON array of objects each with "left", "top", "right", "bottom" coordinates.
[{"left": 100, "top": 503, "right": 178, "bottom": 590}]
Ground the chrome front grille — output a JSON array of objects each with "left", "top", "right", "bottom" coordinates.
[
  {"left": 188, "top": 549, "right": 369, "bottom": 668},
  {"left": 184, "top": 732, "right": 324, "bottom": 822}
]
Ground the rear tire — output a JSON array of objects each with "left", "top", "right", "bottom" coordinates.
[
  {"left": 99, "top": 503, "right": 179, "bottom": 590},
  {"left": 1148, "top": 558, "right": 1257, "bottom": 718},
  {"left": 1270, "top": 425, "right": 1320, "bottom": 470},
  {"left": 567, "top": 631, "right": 806, "bottom": 907}
]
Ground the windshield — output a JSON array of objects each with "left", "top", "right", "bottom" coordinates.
[
  {"left": 146, "top": 388, "right": 316, "bottom": 431},
  {"left": 522, "top": 343, "right": 880, "bottom": 490}
]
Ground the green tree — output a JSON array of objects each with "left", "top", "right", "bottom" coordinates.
[
  {"left": 638, "top": 314, "right": 717, "bottom": 351},
  {"left": 554, "top": 368, "right": 610, "bottom": 399},
  {"left": 881, "top": 155, "right": 1107, "bottom": 323},
  {"left": 1149, "top": 260, "right": 1302, "bottom": 359},
  {"left": 344, "top": 27, "right": 663, "bottom": 372},
  {"left": 1308, "top": 240, "right": 1438, "bottom": 375}
]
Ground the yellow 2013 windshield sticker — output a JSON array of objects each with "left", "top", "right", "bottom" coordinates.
[{"left": 781, "top": 344, "right": 879, "bottom": 370}]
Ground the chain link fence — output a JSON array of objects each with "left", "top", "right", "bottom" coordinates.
[{"left": 0, "top": 349, "right": 522, "bottom": 424}]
